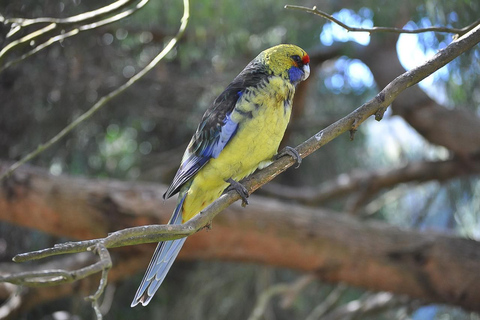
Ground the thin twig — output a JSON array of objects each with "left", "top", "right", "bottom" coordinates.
[
  {"left": 305, "top": 284, "right": 347, "bottom": 320},
  {"left": 321, "top": 292, "right": 412, "bottom": 320},
  {"left": 86, "top": 243, "right": 112, "bottom": 320},
  {"left": 0, "top": 286, "right": 23, "bottom": 319},
  {"left": 247, "top": 275, "right": 315, "bottom": 320},
  {"left": 261, "top": 153, "right": 480, "bottom": 206},
  {"left": 0, "top": 0, "right": 150, "bottom": 72},
  {"left": 3, "top": 0, "right": 134, "bottom": 28},
  {"left": 285, "top": 5, "right": 480, "bottom": 36},
  {"left": 1, "top": 243, "right": 111, "bottom": 289},
  {"left": 247, "top": 284, "right": 291, "bottom": 320},
  {"left": 280, "top": 275, "right": 316, "bottom": 308},
  {"left": 0, "top": 0, "right": 190, "bottom": 181},
  {"left": 0, "top": 0, "right": 140, "bottom": 64}
]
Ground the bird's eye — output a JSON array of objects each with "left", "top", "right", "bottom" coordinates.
[{"left": 291, "top": 55, "right": 302, "bottom": 64}]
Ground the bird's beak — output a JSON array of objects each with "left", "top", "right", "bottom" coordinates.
[{"left": 302, "top": 64, "right": 310, "bottom": 81}]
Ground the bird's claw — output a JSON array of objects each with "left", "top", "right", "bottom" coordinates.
[
  {"left": 226, "top": 178, "right": 249, "bottom": 207},
  {"left": 274, "top": 146, "right": 302, "bottom": 168}
]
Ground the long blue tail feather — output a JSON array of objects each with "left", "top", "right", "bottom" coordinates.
[{"left": 131, "top": 193, "right": 187, "bottom": 307}]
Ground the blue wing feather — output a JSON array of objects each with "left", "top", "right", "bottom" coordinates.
[
  {"left": 211, "top": 113, "right": 238, "bottom": 158},
  {"left": 162, "top": 113, "right": 238, "bottom": 199},
  {"left": 163, "top": 61, "right": 269, "bottom": 199}
]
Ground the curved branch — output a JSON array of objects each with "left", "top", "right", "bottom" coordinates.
[
  {"left": 261, "top": 158, "right": 480, "bottom": 206},
  {"left": 322, "top": 292, "right": 415, "bottom": 320},
  {"left": 305, "top": 285, "right": 347, "bottom": 320},
  {"left": 0, "top": 0, "right": 149, "bottom": 72},
  {"left": 3, "top": 0, "right": 135, "bottom": 27},
  {"left": 0, "top": 0, "right": 145, "bottom": 68},
  {"left": 285, "top": 5, "right": 480, "bottom": 36}
]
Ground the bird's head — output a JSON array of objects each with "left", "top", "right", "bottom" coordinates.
[{"left": 260, "top": 44, "right": 310, "bottom": 85}]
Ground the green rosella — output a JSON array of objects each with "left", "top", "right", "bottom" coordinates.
[{"left": 132, "top": 44, "right": 310, "bottom": 307}]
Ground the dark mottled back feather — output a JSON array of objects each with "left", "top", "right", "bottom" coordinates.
[
  {"left": 163, "top": 59, "right": 270, "bottom": 199},
  {"left": 191, "top": 60, "right": 269, "bottom": 153}
]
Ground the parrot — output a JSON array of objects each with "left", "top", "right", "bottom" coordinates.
[{"left": 131, "top": 44, "right": 310, "bottom": 307}]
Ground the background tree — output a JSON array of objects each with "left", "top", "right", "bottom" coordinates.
[{"left": 1, "top": 0, "right": 479, "bottom": 319}]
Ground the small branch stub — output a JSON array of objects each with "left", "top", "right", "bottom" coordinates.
[
  {"left": 349, "top": 128, "right": 357, "bottom": 141},
  {"left": 375, "top": 107, "right": 387, "bottom": 121}
]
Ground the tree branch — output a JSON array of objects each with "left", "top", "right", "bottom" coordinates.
[
  {"left": 1, "top": 162, "right": 480, "bottom": 311},
  {"left": 285, "top": 5, "right": 480, "bottom": 36},
  {"left": 305, "top": 284, "right": 347, "bottom": 320},
  {"left": 0, "top": 0, "right": 147, "bottom": 70},
  {"left": 359, "top": 39, "right": 480, "bottom": 157},
  {"left": 261, "top": 158, "right": 480, "bottom": 206},
  {"left": 247, "top": 275, "right": 315, "bottom": 320},
  {"left": 3, "top": 0, "right": 135, "bottom": 28},
  {"left": 322, "top": 292, "right": 416, "bottom": 320}
]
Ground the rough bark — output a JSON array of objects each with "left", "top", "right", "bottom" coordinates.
[{"left": 1, "top": 162, "right": 480, "bottom": 312}]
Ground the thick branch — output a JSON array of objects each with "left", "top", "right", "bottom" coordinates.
[
  {"left": 1, "top": 163, "right": 480, "bottom": 311},
  {"left": 261, "top": 158, "right": 480, "bottom": 206}
]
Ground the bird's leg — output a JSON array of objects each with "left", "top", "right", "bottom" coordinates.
[
  {"left": 273, "top": 146, "right": 302, "bottom": 168},
  {"left": 226, "top": 178, "right": 249, "bottom": 207}
]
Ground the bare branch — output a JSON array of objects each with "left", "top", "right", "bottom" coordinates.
[
  {"left": 0, "top": 244, "right": 111, "bottom": 317},
  {"left": 262, "top": 157, "right": 480, "bottom": 206},
  {"left": 322, "top": 292, "right": 416, "bottom": 320},
  {"left": 1, "top": 243, "right": 111, "bottom": 289},
  {"left": 0, "top": 1, "right": 149, "bottom": 72},
  {"left": 0, "top": 283, "right": 22, "bottom": 320},
  {"left": 247, "top": 275, "right": 315, "bottom": 320},
  {"left": 2, "top": 162, "right": 480, "bottom": 311},
  {"left": 247, "top": 283, "right": 290, "bottom": 320},
  {"left": 0, "top": 0, "right": 190, "bottom": 181},
  {"left": 3, "top": 0, "right": 135, "bottom": 28},
  {"left": 86, "top": 243, "right": 111, "bottom": 320},
  {"left": 285, "top": 5, "right": 480, "bottom": 36},
  {"left": 0, "top": 0, "right": 146, "bottom": 69},
  {"left": 305, "top": 285, "right": 347, "bottom": 320},
  {"left": 279, "top": 275, "right": 316, "bottom": 308}
]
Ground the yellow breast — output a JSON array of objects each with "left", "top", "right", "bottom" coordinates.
[{"left": 182, "top": 76, "right": 295, "bottom": 221}]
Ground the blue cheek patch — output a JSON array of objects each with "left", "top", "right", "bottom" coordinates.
[{"left": 288, "top": 66, "right": 303, "bottom": 84}]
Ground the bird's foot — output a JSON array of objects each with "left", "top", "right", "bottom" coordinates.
[
  {"left": 274, "top": 146, "right": 302, "bottom": 168},
  {"left": 226, "top": 178, "right": 249, "bottom": 207}
]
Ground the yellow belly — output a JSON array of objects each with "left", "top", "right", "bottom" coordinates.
[{"left": 182, "top": 78, "right": 293, "bottom": 221}]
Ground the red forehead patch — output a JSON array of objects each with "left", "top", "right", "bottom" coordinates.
[{"left": 302, "top": 55, "right": 310, "bottom": 64}]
